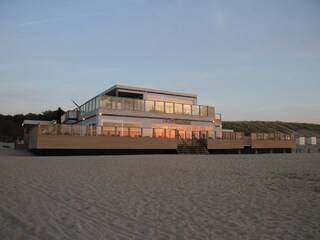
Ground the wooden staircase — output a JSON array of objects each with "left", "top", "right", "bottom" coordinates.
[{"left": 177, "top": 134, "right": 210, "bottom": 155}]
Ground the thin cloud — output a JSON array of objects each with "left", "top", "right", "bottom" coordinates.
[
  {"left": 17, "top": 17, "right": 65, "bottom": 27},
  {"left": 16, "top": 12, "right": 101, "bottom": 27}
]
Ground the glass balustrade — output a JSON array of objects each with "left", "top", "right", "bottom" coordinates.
[
  {"left": 61, "top": 110, "right": 78, "bottom": 123},
  {"left": 98, "top": 95, "right": 215, "bottom": 117},
  {"left": 36, "top": 124, "right": 295, "bottom": 142},
  {"left": 214, "top": 113, "right": 221, "bottom": 122}
]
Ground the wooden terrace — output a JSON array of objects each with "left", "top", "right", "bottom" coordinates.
[{"left": 27, "top": 124, "right": 297, "bottom": 155}]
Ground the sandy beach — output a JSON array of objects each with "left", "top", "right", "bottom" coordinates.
[{"left": 1, "top": 153, "right": 320, "bottom": 239}]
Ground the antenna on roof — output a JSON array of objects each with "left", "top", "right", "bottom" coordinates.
[{"left": 71, "top": 99, "right": 80, "bottom": 108}]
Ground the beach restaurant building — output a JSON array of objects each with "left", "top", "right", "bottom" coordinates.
[
  {"left": 62, "top": 85, "right": 222, "bottom": 139},
  {"left": 27, "top": 85, "right": 296, "bottom": 155}
]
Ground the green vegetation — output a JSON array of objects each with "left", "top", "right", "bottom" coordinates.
[
  {"left": 223, "top": 121, "right": 320, "bottom": 137},
  {"left": 0, "top": 110, "right": 60, "bottom": 142}
]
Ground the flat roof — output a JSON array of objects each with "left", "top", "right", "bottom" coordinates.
[{"left": 100, "top": 85, "right": 197, "bottom": 99}]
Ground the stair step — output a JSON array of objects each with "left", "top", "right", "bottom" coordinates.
[{"left": 177, "top": 135, "right": 210, "bottom": 155}]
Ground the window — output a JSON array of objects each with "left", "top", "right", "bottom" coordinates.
[
  {"left": 102, "top": 122, "right": 121, "bottom": 136},
  {"left": 174, "top": 103, "right": 182, "bottom": 114},
  {"left": 208, "top": 107, "right": 214, "bottom": 116},
  {"left": 123, "top": 123, "right": 141, "bottom": 137},
  {"left": 123, "top": 98, "right": 134, "bottom": 111},
  {"left": 192, "top": 105, "right": 199, "bottom": 116},
  {"left": 117, "top": 98, "right": 123, "bottom": 110},
  {"left": 200, "top": 106, "right": 208, "bottom": 116},
  {"left": 100, "top": 96, "right": 108, "bottom": 108},
  {"left": 155, "top": 101, "right": 164, "bottom": 113},
  {"left": 134, "top": 99, "right": 144, "bottom": 111},
  {"left": 185, "top": 126, "right": 191, "bottom": 139},
  {"left": 165, "top": 102, "right": 174, "bottom": 114},
  {"left": 103, "top": 96, "right": 112, "bottom": 109},
  {"left": 145, "top": 100, "right": 155, "bottom": 112},
  {"left": 192, "top": 126, "right": 199, "bottom": 138},
  {"left": 183, "top": 104, "right": 191, "bottom": 115}
]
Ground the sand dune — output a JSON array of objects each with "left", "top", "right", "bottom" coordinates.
[{"left": 1, "top": 154, "right": 320, "bottom": 239}]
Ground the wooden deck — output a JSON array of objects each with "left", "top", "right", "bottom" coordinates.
[
  {"left": 29, "top": 135, "right": 178, "bottom": 150},
  {"left": 27, "top": 125, "right": 297, "bottom": 154}
]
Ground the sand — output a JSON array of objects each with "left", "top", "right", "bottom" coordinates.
[{"left": 1, "top": 154, "right": 320, "bottom": 239}]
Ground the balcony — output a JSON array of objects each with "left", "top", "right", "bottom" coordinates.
[
  {"left": 99, "top": 95, "right": 215, "bottom": 117},
  {"left": 61, "top": 111, "right": 78, "bottom": 123}
]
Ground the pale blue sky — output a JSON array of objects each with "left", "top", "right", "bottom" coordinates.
[{"left": 0, "top": 0, "right": 319, "bottom": 123}]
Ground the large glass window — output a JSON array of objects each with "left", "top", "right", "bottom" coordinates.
[
  {"left": 183, "top": 104, "right": 191, "bottom": 115},
  {"left": 192, "top": 105, "right": 199, "bottom": 116},
  {"left": 81, "top": 95, "right": 215, "bottom": 118},
  {"left": 192, "top": 126, "right": 199, "bottom": 138},
  {"left": 165, "top": 102, "right": 174, "bottom": 114},
  {"left": 178, "top": 125, "right": 185, "bottom": 138},
  {"left": 123, "top": 98, "right": 134, "bottom": 111},
  {"left": 104, "top": 96, "right": 112, "bottom": 109},
  {"left": 174, "top": 103, "right": 183, "bottom": 114},
  {"left": 117, "top": 98, "right": 123, "bottom": 110},
  {"left": 123, "top": 123, "right": 141, "bottom": 137},
  {"left": 145, "top": 100, "right": 155, "bottom": 112},
  {"left": 152, "top": 124, "right": 162, "bottom": 138},
  {"left": 100, "top": 96, "right": 108, "bottom": 108},
  {"left": 208, "top": 107, "right": 214, "bottom": 116},
  {"left": 102, "top": 122, "right": 121, "bottom": 136},
  {"left": 155, "top": 101, "right": 164, "bottom": 113},
  {"left": 134, "top": 99, "right": 144, "bottom": 111},
  {"left": 199, "top": 126, "right": 206, "bottom": 139},
  {"left": 200, "top": 106, "right": 208, "bottom": 116},
  {"left": 185, "top": 126, "right": 191, "bottom": 139}
]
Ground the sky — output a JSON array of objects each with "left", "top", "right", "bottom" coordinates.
[{"left": 0, "top": 0, "right": 319, "bottom": 123}]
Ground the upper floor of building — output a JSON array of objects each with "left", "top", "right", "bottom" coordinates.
[{"left": 62, "top": 85, "right": 221, "bottom": 124}]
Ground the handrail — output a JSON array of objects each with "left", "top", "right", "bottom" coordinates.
[
  {"left": 178, "top": 133, "right": 190, "bottom": 154},
  {"left": 192, "top": 132, "right": 209, "bottom": 154}
]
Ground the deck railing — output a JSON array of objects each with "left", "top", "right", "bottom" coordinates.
[
  {"left": 33, "top": 124, "right": 295, "bottom": 142},
  {"left": 251, "top": 133, "right": 295, "bottom": 141}
]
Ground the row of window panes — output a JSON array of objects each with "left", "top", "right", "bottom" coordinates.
[
  {"left": 80, "top": 97, "right": 99, "bottom": 113},
  {"left": 40, "top": 124, "right": 235, "bottom": 139},
  {"left": 100, "top": 96, "right": 214, "bottom": 116}
]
